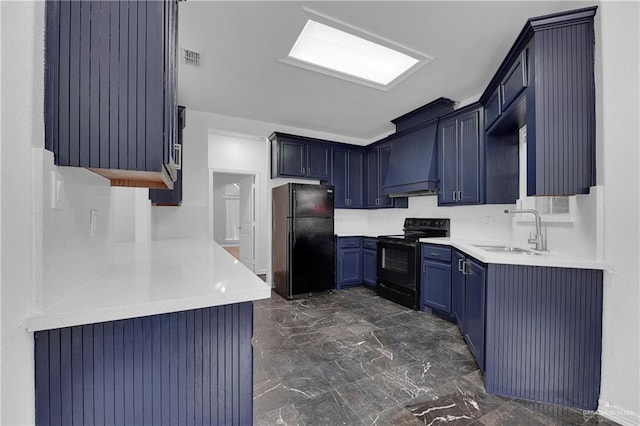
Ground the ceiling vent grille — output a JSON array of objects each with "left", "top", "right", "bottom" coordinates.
[{"left": 182, "top": 48, "right": 201, "bottom": 67}]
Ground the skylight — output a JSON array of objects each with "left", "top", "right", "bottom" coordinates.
[{"left": 287, "top": 19, "right": 421, "bottom": 87}]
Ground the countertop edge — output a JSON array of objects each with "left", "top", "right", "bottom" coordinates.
[{"left": 419, "top": 237, "right": 605, "bottom": 270}]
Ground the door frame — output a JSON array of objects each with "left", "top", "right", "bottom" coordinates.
[{"left": 209, "top": 169, "right": 259, "bottom": 272}]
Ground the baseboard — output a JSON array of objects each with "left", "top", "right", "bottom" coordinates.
[{"left": 598, "top": 400, "right": 640, "bottom": 426}]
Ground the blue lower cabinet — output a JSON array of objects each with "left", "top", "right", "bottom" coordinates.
[
  {"left": 362, "top": 248, "right": 376, "bottom": 289},
  {"left": 463, "top": 258, "right": 486, "bottom": 371},
  {"left": 451, "top": 251, "right": 465, "bottom": 327},
  {"left": 421, "top": 260, "right": 452, "bottom": 313},
  {"left": 34, "top": 303, "right": 254, "bottom": 426},
  {"left": 420, "top": 244, "right": 452, "bottom": 314},
  {"left": 336, "top": 237, "right": 362, "bottom": 289}
]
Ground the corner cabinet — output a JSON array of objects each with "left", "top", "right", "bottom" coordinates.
[
  {"left": 45, "top": 0, "right": 180, "bottom": 189},
  {"left": 438, "top": 104, "right": 484, "bottom": 206},
  {"left": 150, "top": 106, "right": 186, "bottom": 205},
  {"left": 332, "top": 148, "right": 364, "bottom": 209},
  {"left": 480, "top": 7, "right": 597, "bottom": 196},
  {"left": 270, "top": 133, "right": 330, "bottom": 180}
]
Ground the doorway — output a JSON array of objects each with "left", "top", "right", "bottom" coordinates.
[{"left": 211, "top": 172, "right": 255, "bottom": 271}]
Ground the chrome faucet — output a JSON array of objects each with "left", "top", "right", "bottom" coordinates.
[{"left": 504, "top": 209, "right": 546, "bottom": 251}]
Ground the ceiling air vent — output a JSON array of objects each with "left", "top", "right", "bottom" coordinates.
[{"left": 182, "top": 48, "right": 201, "bottom": 67}]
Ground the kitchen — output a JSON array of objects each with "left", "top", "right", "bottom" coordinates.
[{"left": 1, "top": 1, "right": 639, "bottom": 425}]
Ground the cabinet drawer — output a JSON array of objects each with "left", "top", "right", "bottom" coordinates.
[
  {"left": 338, "top": 237, "right": 362, "bottom": 248},
  {"left": 362, "top": 238, "right": 377, "bottom": 250},
  {"left": 422, "top": 245, "right": 451, "bottom": 262}
]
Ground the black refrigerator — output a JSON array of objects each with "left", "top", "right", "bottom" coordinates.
[{"left": 272, "top": 183, "right": 335, "bottom": 299}]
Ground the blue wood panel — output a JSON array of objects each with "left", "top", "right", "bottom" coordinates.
[
  {"left": 45, "top": 0, "right": 178, "bottom": 178},
  {"left": 484, "top": 265, "right": 602, "bottom": 410},
  {"left": 532, "top": 21, "right": 596, "bottom": 196},
  {"left": 437, "top": 118, "right": 458, "bottom": 205},
  {"left": 331, "top": 148, "right": 348, "bottom": 208},
  {"left": 347, "top": 150, "right": 365, "bottom": 208},
  {"left": 34, "top": 303, "right": 255, "bottom": 426}
]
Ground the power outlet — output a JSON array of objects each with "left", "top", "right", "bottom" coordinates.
[{"left": 483, "top": 216, "right": 492, "bottom": 225}]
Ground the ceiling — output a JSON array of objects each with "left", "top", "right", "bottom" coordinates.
[{"left": 178, "top": 1, "right": 594, "bottom": 144}]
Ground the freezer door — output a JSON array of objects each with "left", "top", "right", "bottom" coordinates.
[
  {"left": 292, "top": 184, "right": 334, "bottom": 218},
  {"left": 291, "top": 217, "right": 335, "bottom": 295}
]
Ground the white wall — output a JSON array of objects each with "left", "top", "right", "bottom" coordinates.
[
  {"left": 1, "top": 4, "right": 41, "bottom": 422},
  {"left": 209, "top": 133, "right": 268, "bottom": 274},
  {"left": 2, "top": 2, "right": 114, "bottom": 423},
  {"left": 366, "top": 196, "right": 513, "bottom": 240},
  {"left": 596, "top": 2, "right": 640, "bottom": 424}
]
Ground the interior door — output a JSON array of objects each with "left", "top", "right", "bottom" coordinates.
[{"left": 239, "top": 175, "right": 255, "bottom": 271}]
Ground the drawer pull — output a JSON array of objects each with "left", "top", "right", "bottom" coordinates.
[{"left": 430, "top": 252, "right": 440, "bottom": 257}]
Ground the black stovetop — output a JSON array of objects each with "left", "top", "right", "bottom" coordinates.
[{"left": 378, "top": 218, "right": 450, "bottom": 242}]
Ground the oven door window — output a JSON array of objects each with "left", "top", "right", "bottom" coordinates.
[{"left": 377, "top": 243, "right": 416, "bottom": 289}]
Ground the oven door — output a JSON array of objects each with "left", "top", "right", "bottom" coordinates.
[{"left": 376, "top": 239, "right": 417, "bottom": 291}]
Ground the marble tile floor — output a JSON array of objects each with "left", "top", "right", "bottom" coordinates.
[{"left": 253, "top": 287, "right": 618, "bottom": 426}]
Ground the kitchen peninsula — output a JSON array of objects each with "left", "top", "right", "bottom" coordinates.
[{"left": 26, "top": 239, "right": 270, "bottom": 425}]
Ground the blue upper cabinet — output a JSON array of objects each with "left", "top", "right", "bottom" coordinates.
[
  {"left": 44, "top": 0, "right": 180, "bottom": 189},
  {"left": 270, "top": 133, "right": 330, "bottom": 180},
  {"left": 332, "top": 147, "right": 364, "bottom": 209},
  {"left": 480, "top": 7, "right": 597, "bottom": 196},
  {"left": 306, "top": 143, "right": 331, "bottom": 180},
  {"left": 150, "top": 106, "right": 186, "bottom": 205},
  {"left": 366, "top": 142, "right": 407, "bottom": 209},
  {"left": 438, "top": 104, "right": 484, "bottom": 206}
]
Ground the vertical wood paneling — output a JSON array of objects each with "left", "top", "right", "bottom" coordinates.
[
  {"left": 79, "top": 1, "right": 91, "bottom": 166},
  {"left": 35, "top": 304, "right": 254, "bottom": 426},
  {"left": 57, "top": 1, "right": 70, "bottom": 166},
  {"left": 45, "top": 0, "right": 177, "bottom": 174},
  {"left": 485, "top": 265, "right": 602, "bottom": 410},
  {"left": 534, "top": 21, "right": 595, "bottom": 195}
]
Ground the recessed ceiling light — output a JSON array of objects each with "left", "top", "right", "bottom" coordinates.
[{"left": 285, "top": 19, "right": 422, "bottom": 87}]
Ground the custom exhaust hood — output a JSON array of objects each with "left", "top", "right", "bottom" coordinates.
[{"left": 383, "top": 98, "right": 455, "bottom": 197}]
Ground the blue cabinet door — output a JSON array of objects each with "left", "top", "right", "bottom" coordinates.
[
  {"left": 421, "top": 259, "right": 452, "bottom": 313},
  {"left": 306, "top": 143, "right": 330, "bottom": 180},
  {"left": 332, "top": 148, "right": 348, "bottom": 208},
  {"left": 464, "top": 258, "right": 486, "bottom": 371},
  {"left": 438, "top": 118, "right": 458, "bottom": 205},
  {"left": 458, "top": 110, "right": 481, "bottom": 204},
  {"left": 452, "top": 251, "right": 465, "bottom": 329},
  {"left": 279, "top": 140, "right": 305, "bottom": 177},
  {"left": 438, "top": 104, "right": 483, "bottom": 206},
  {"left": 377, "top": 143, "right": 393, "bottom": 207},
  {"left": 337, "top": 248, "right": 362, "bottom": 289},
  {"left": 347, "top": 150, "right": 364, "bottom": 208},
  {"left": 365, "top": 149, "right": 379, "bottom": 207},
  {"left": 362, "top": 249, "right": 376, "bottom": 288}
]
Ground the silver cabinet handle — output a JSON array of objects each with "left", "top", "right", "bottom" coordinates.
[
  {"left": 422, "top": 263, "right": 427, "bottom": 273},
  {"left": 462, "top": 261, "right": 469, "bottom": 275},
  {"left": 307, "top": 167, "right": 311, "bottom": 175},
  {"left": 453, "top": 191, "right": 457, "bottom": 201},
  {"left": 430, "top": 252, "right": 440, "bottom": 257},
  {"left": 174, "top": 143, "right": 182, "bottom": 170},
  {"left": 458, "top": 258, "right": 464, "bottom": 272},
  {"left": 458, "top": 191, "right": 462, "bottom": 201}
]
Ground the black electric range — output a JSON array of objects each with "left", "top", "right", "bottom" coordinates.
[{"left": 376, "top": 218, "right": 450, "bottom": 309}]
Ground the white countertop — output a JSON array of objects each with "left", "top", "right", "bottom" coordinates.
[
  {"left": 419, "top": 237, "right": 605, "bottom": 270},
  {"left": 25, "top": 239, "right": 272, "bottom": 332},
  {"left": 335, "top": 233, "right": 381, "bottom": 238}
]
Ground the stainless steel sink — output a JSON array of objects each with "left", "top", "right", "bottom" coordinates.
[{"left": 472, "top": 244, "right": 541, "bottom": 256}]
